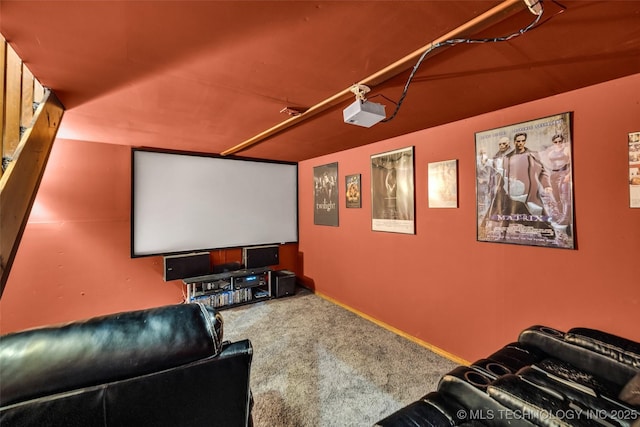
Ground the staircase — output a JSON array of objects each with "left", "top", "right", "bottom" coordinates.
[{"left": 0, "top": 33, "right": 65, "bottom": 296}]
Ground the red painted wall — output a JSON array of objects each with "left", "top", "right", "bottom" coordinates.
[
  {"left": 1, "top": 75, "right": 638, "bottom": 364},
  {"left": 298, "top": 74, "right": 640, "bottom": 362}
]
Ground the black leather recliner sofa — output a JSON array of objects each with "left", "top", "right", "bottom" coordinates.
[
  {"left": 0, "top": 303, "right": 253, "bottom": 427},
  {"left": 376, "top": 325, "right": 640, "bottom": 427}
]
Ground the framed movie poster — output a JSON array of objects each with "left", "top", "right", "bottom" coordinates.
[
  {"left": 314, "top": 162, "right": 339, "bottom": 226},
  {"left": 629, "top": 131, "right": 640, "bottom": 208},
  {"left": 475, "top": 112, "right": 575, "bottom": 249},
  {"left": 428, "top": 159, "right": 458, "bottom": 208},
  {"left": 371, "top": 146, "right": 415, "bottom": 234},
  {"left": 346, "top": 174, "right": 361, "bottom": 208}
]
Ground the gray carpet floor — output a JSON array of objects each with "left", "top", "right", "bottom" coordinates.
[{"left": 223, "top": 287, "right": 459, "bottom": 427}]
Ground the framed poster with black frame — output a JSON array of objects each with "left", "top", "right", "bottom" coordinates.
[
  {"left": 370, "top": 146, "right": 415, "bottom": 234},
  {"left": 314, "top": 162, "right": 339, "bottom": 226},
  {"left": 475, "top": 112, "right": 575, "bottom": 249}
]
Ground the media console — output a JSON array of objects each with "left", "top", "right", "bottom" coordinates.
[{"left": 183, "top": 267, "right": 273, "bottom": 310}]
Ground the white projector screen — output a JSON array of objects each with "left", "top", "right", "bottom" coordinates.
[{"left": 132, "top": 149, "right": 298, "bottom": 257}]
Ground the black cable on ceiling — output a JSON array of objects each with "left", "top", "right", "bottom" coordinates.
[{"left": 380, "top": 0, "right": 550, "bottom": 123}]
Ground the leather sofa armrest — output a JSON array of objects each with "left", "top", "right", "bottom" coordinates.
[
  {"left": 519, "top": 325, "right": 638, "bottom": 387},
  {"left": 518, "top": 366, "right": 639, "bottom": 426},
  {"left": 487, "top": 374, "right": 596, "bottom": 427},
  {"left": 534, "top": 358, "right": 620, "bottom": 398},
  {"left": 565, "top": 328, "right": 640, "bottom": 371}
]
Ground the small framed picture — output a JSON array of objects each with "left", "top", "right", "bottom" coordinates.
[
  {"left": 629, "top": 131, "right": 640, "bottom": 208},
  {"left": 345, "top": 174, "right": 361, "bottom": 208},
  {"left": 428, "top": 159, "right": 458, "bottom": 208}
]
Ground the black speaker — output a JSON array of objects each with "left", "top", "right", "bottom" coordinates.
[
  {"left": 163, "top": 252, "right": 211, "bottom": 281},
  {"left": 273, "top": 270, "right": 296, "bottom": 298},
  {"left": 243, "top": 245, "right": 279, "bottom": 269}
]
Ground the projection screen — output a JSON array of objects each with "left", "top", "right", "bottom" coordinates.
[{"left": 132, "top": 149, "right": 298, "bottom": 257}]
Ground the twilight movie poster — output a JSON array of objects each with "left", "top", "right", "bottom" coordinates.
[
  {"left": 313, "top": 162, "right": 339, "bottom": 226},
  {"left": 475, "top": 112, "right": 575, "bottom": 249}
]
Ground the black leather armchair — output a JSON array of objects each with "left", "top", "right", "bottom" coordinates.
[{"left": 0, "top": 303, "right": 253, "bottom": 427}]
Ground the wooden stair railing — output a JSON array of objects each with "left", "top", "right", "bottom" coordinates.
[{"left": 1, "top": 34, "right": 65, "bottom": 297}]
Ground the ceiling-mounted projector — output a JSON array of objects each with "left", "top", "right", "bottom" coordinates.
[{"left": 343, "top": 99, "right": 386, "bottom": 128}]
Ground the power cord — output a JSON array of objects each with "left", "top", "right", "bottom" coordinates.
[{"left": 381, "top": 0, "right": 549, "bottom": 123}]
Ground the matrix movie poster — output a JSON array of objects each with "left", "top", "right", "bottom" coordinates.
[
  {"left": 314, "top": 162, "right": 339, "bottom": 226},
  {"left": 371, "top": 146, "right": 415, "bottom": 234},
  {"left": 475, "top": 112, "right": 575, "bottom": 249}
]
